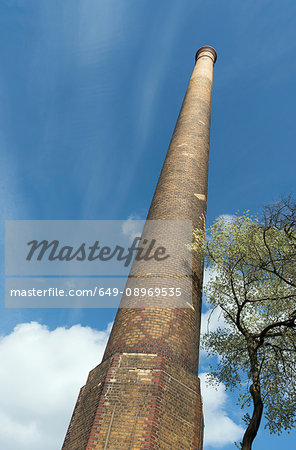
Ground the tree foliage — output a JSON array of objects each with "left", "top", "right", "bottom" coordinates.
[{"left": 194, "top": 198, "right": 296, "bottom": 449}]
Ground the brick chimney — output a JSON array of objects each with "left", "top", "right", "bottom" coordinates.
[{"left": 62, "top": 45, "right": 217, "bottom": 450}]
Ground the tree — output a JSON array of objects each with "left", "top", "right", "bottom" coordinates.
[{"left": 194, "top": 199, "right": 296, "bottom": 449}]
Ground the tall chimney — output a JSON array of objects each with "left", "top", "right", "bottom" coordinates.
[{"left": 62, "top": 45, "right": 217, "bottom": 450}]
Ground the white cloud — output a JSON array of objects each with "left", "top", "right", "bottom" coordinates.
[
  {"left": 0, "top": 321, "right": 111, "bottom": 450},
  {"left": 201, "top": 307, "right": 227, "bottom": 336},
  {"left": 201, "top": 266, "right": 227, "bottom": 338},
  {"left": 200, "top": 304, "right": 228, "bottom": 361},
  {"left": 217, "top": 214, "right": 235, "bottom": 225},
  {"left": 0, "top": 321, "right": 244, "bottom": 449},
  {"left": 121, "top": 214, "right": 144, "bottom": 243},
  {"left": 200, "top": 373, "right": 244, "bottom": 448},
  {"left": 203, "top": 266, "right": 219, "bottom": 307},
  {"left": 201, "top": 251, "right": 243, "bottom": 447}
]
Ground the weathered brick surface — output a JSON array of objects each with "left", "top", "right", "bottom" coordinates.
[
  {"left": 62, "top": 359, "right": 112, "bottom": 450},
  {"left": 62, "top": 46, "right": 216, "bottom": 449},
  {"left": 63, "top": 354, "right": 203, "bottom": 449}
]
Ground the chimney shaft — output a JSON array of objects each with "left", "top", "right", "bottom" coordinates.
[{"left": 103, "top": 45, "right": 217, "bottom": 371}]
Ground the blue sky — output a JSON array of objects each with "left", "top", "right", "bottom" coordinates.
[{"left": 0, "top": 0, "right": 296, "bottom": 449}]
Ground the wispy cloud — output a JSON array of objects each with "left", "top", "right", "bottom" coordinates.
[
  {"left": 106, "top": 1, "right": 188, "bottom": 215},
  {"left": 0, "top": 134, "right": 27, "bottom": 221}
]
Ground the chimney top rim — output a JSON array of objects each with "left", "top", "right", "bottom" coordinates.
[{"left": 195, "top": 46, "right": 217, "bottom": 64}]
